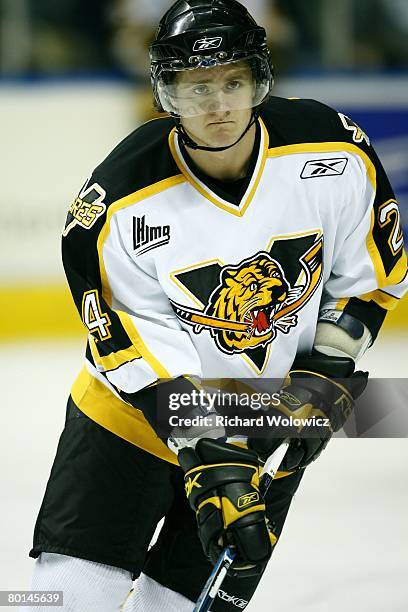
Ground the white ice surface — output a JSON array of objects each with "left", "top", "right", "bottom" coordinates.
[{"left": 0, "top": 334, "right": 407, "bottom": 611}]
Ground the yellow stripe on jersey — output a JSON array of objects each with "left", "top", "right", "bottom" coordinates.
[
  {"left": 332, "top": 288, "right": 404, "bottom": 314},
  {"left": 241, "top": 118, "right": 269, "bottom": 214},
  {"left": 266, "top": 141, "right": 376, "bottom": 189},
  {"left": 266, "top": 141, "right": 408, "bottom": 288},
  {"left": 366, "top": 208, "right": 408, "bottom": 287},
  {"left": 116, "top": 310, "right": 171, "bottom": 378},
  {"left": 334, "top": 298, "right": 349, "bottom": 311},
  {"left": 70, "top": 367, "right": 294, "bottom": 476},
  {"left": 96, "top": 174, "right": 185, "bottom": 378},
  {"left": 168, "top": 119, "right": 269, "bottom": 217},
  {"left": 358, "top": 289, "right": 401, "bottom": 310},
  {"left": 89, "top": 335, "right": 142, "bottom": 372},
  {"left": 97, "top": 174, "right": 185, "bottom": 306},
  {"left": 71, "top": 366, "right": 179, "bottom": 465}
]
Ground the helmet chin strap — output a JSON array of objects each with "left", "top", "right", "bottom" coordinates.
[{"left": 174, "top": 109, "right": 259, "bottom": 152}]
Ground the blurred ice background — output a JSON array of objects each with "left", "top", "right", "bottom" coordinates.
[{"left": 0, "top": 1, "right": 407, "bottom": 610}]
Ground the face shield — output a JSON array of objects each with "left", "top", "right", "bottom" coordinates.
[{"left": 155, "top": 54, "right": 272, "bottom": 118}]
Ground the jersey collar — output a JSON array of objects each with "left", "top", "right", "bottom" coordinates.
[{"left": 168, "top": 117, "right": 269, "bottom": 217}]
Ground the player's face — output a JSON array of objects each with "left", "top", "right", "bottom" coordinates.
[{"left": 176, "top": 62, "right": 254, "bottom": 148}]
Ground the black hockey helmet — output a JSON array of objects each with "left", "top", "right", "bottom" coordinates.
[{"left": 149, "top": 0, "right": 274, "bottom": 150}]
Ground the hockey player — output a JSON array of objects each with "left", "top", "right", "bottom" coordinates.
[{"left": 28, "top": 1, "right": 407, "bottom": 610}]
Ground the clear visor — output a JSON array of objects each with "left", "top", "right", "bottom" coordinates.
[{"left": 156, "top": 55, "right": 271, "bottom": 118}]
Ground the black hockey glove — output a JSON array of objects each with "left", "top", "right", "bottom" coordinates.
[
  {"left": 248, "top": 354, "right": 368, "bottom": 471},
  {"left": 178, "top": 438, "right": 275, "bottom": 577}
]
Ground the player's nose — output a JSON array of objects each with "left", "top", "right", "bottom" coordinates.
[{"left": 205, "top": 90, "right": 231, "bottom": 114}]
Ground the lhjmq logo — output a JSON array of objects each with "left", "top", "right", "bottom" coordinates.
[
  {"left": 132, "top": 215, "right": 170, "bottom": 256},
  {"left": 170, "top": 235, "right": 323, "bottom": 367}
]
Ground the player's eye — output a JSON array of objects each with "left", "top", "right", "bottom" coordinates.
[
  {"left": 225, "top": 80, "right": 242, "bottom": 91},
  {"left": 250, "top": 282, "right": 258, "bottom": 292},
  {"left": 192, "top": 84, "right": 210, "bottom": 96}
]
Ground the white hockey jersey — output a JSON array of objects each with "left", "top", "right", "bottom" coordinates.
[{"left": 62, "top": 97, "right": 407, "bottom": 463}]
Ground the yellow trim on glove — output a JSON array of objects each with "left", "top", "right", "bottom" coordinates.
[{"left": 221, "top": 497, "right": 266, "bottom": 529}]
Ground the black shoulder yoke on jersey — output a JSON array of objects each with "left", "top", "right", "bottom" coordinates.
[
  {"left": 93, "top": 116, "right": 180, "bottom": 206},
  {"left": 261, "top": 97, "right": 358, "bottom": 149},
  {"left": 62, "top": 116, "right": 181, "bottom": 391}
]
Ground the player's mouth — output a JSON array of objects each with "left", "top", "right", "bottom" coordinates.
[
  {"left": 244, "top": 305, "right": 276, "bottom": 337},
  {"left": 207, "top": 121, "right": 234, "bottom": 126}
]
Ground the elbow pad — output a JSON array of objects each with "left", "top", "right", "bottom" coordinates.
[{"left": 314, "top": 310, "right": 372, "bottom": 363}]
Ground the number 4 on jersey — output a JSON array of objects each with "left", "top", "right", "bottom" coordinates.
[{"left": 82, "top": 290, "right": 112, "bottom": 340}]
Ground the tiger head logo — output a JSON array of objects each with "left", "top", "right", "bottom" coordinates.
[
  {"left": 206, "top": 253, "right": 290, "bottom": 352},
  {"left": 170, "top": 236, "right": 323, "bottom": 367}
]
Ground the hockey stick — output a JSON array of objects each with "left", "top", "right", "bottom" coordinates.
[{"left": 193, "top": 439, "right": 290, "bottom": 612}]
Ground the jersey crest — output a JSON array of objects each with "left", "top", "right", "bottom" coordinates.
[
  {"left": 63, "top": 178, "right": 106, "bottom": 236},
  {"left": 338, "top": 113, "right": 370, "bottom": 146},
  {"left": 171, "top": 234, "right": 323, "bottom": 372}
]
